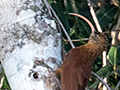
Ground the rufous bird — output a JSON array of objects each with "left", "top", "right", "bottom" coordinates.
[{"left": 55, "top": 13, "right": 108, "bottom": 90}]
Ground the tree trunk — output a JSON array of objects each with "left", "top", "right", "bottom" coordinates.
[{"left": 0, "top": 0, "right": 61, "bottom": 90}]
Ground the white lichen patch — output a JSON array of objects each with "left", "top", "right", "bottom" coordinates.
[
  {"left": 17, "top": 9, "right": 36, "bottom": 26},
  {"left": 0, "top": 0, "right": 27, "bottom": 28},
  {"left": 45, "top": 19, "right": 56, "bottom": 29},
  {"left": 50, "top": 20, "right": 56, "bottom": 29},
  {"left": 2, "top": 35, "right": 61, "bottom": 90}
]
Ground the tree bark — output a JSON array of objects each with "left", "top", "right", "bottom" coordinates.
[{"left": 0, "top": 0, "right": 61, "bottom": 90}]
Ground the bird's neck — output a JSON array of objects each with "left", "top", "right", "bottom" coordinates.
[
  {"left": 80, "top": 42, "right": 105, "bottom": 70},
  {"left": 86, "top": 41, "right": 106, "bottom": 55}
]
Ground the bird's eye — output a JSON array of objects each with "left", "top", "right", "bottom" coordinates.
[{"left": 94, "top": 34, "right": 97, "bottom": 37}]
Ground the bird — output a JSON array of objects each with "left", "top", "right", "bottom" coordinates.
[{"left": 55, "top": 13, "right": 108, "bottom": 90}]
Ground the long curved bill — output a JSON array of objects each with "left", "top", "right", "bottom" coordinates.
[{"left": 68, "top": 13, "right": 96, "bottom": 34}]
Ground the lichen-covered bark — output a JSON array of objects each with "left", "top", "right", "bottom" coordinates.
[{"left": 0, "top": 0, "right": 61, "bottom": 90}]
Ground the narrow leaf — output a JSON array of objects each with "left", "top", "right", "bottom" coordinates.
[
  {"left": 108, "top": 46, "right": 118, "bottom": 66},
  {"left": 96, "top": 5, "right": 118, "bottom": 29}
]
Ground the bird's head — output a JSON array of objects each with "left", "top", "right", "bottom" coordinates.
[{"left": 89, "top": 31, "right": 108, "bottom": 47}]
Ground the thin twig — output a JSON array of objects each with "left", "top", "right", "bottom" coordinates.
[
  {"left": 51, "top": 10, "right": 75, "bottom": 48},
  {"left": 63, "top": 38, "right": 89, "bottom": 42},
  {"left": 115, "top": 81, "right": 120, "bottom": 90},
  {"left": 43, "top": 0, "right": 75, "bottom": 48},
  {"left": 109, "top": 44, "right": 120, "bottom": 48},
  {"left": 87, "top": 0, "right": 102, "bottom": 32},
  {"left": 91, "top": 71, "right": 111, "bottom": 90},
  {"left": 34, "top": 60, "right": 54, "bottom": 72},
  {"left": 0, "top": 76, "right": 4, "bottom": 88}
]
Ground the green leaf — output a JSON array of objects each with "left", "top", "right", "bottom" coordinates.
[
  {"left": 69, "top": 28, "right": 76, "bottom": 36},
  {"left": 90, "top": 65, "right": 113, "bottom": 89},
  {"left": 50, "top": 1, "right": 71, "bottom": 32},
  {"left": 78, "top": 20, "right": 91, "bottom": 37},
  {"left": 90, "top": 80, "right": 100, "bottom": 89},
  {"left": 108, "top": 46, "right": 118, "bottom": 66},
  {"left": 116, "top": 48, "right": 120, "bottom": 76},
  {"left": 117, "top": 66, "right": 120, "bottom": 77},
  {"left": 96, "top": 5, "right": 118, "bottom": 30},
  {"left": 64, "top": 0, "right": 92, "bottom": 34},
  {"left": 64, "top": 0, "right": 78, "bottom": 13},
  {"left": 96, "top": 65, "right": 113, "bottom": 77}
]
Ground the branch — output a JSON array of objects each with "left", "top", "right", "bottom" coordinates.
[
  {"left": 87, "top": 0, "right": 102, "bottom": 32},
  {"left": 115, "top": 81, "right": 120, "bottom": 90},
  {"left": 0, "top": 76, "right": 4, "bottom": 88},
  {"left": 42, "top": 0, "right": 75, "bottom": 48},
  {"left": 91, "top": 71, "right": 111, "bottom": 90},
  {"left": 63, "top": 37, "right": 89, "bottom": 42},
  {"left": 34, "top": 60, "right": 54, "bottom": 72},
  {"left": 109, "top": 44, "right": 120, "bottom": 48}
]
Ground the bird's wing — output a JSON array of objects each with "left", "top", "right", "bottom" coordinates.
[
  {"left": 61, "top": 46, "right": 87, "bottom": 90},
  {"left": 61, "top": 62, "right": 80, "bottom": 90},
  {"left": 62, "top": 46, "right": 85, "bottom": 67},
  {"left": 77, "top": 67, "right": 91, "bottom": 89}
]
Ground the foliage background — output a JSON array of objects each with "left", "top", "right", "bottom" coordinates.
[{"left": 48, "top": 0, "right": 120, "bottom": 89}]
